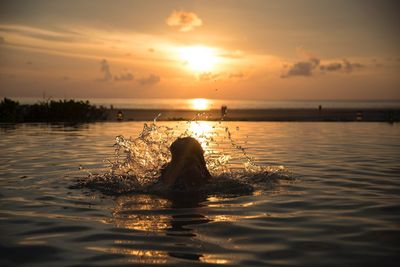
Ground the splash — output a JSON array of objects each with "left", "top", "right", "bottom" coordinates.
[{"left": 77, "top": 114, "right": 293, "bottom": 195}]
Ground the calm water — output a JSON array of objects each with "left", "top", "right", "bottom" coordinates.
[{"left": 1, "top": 122, "right": 400, "bottom": 267}]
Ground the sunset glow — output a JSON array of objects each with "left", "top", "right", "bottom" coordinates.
[
  {"left": 190, "top": 98, "right": 211, "bottom": 110},
  {"left": 0, "top": 1, "right": 399, "bottom": 100},
  {"left": 189, "top": 121, "right": 213, "bottom": 136},
  {"left": 1, "top": 2, "right": 400, "bottom": 266},
  {"left": 179, "top": 46, "right": 220, "bottom": 72}
]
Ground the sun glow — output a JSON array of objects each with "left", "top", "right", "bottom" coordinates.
[
  {"left": 188, "top": 121, "right": 214, "bottom": 149},
  {"left": 190, "top": 98, "right": 210, "bottom": 110},
  {"left": 179, "top": 46, "right": 220, "bottom": 72},
  {"left": 189, "top": 121, "right": 213, "bottom": 136}
]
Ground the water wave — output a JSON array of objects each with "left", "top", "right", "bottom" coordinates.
[{"left": 75, "top": 115, "right": 293, "bottom": 195}]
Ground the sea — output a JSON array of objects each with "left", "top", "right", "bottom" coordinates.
[{"left": 1, "top": 121, "right": 399, "bottom": 266}]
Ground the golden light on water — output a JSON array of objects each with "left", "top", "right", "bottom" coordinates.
[
  {"left": 188, "top": 121, "right": 214, "bottom": 150},
  {"left": 190, "top": 98, "right": 211, "bottom": 110},
  {"left": 200, "top": 254, "right": 231, "bottom": 264},
  {"left": 179, "top": 46, "right": 220, "bottom": 72},
  {"left": 111, "top": 195, "right": 171, "bottom": 232},
  {"left": 86, "top": 246, "right": 168, "bottom": 264},
  {"left": 189, "top": 121, "right": 213, "bottom": 136}
]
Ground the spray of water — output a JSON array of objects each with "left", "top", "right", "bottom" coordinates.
[{"left": 78, "top": 114, "right": 292, "bottom": 195}]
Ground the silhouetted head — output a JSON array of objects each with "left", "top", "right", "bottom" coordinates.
[
  {"left": 161, "top": 137, "right": 211, "bottom": 190},
  {"left": 170, "top": 137, "right": 205, "bottom": 164}
]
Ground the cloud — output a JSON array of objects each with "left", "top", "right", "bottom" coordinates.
[
  {"left": 166, "top": 10, "right": 202, "bottom": 32},
  {"left": 137, "top": 74, "right": 160, "bottom": 86},
  {"left": 0, "top": 36, "right": 4, "bottom": 44},
  {"left": 281, "top": 47, "right": 321, "bottom": 78},
  {"left": 97, "top": 59, "right": 157, "bottom": 84},
  {"left": 343, "top": 59, "right": 364, "bottom": 73},
  {"left": 319, "top": 59, "right": 364, "bottom": 73},
  {"left": 320, "top": 62, "right": 342, "bottom": 72},
  {"left": 0, "top": 25, "right": 86, "bottom": 43},
  {"left": 282, "top": 48, "right": 365, "bottom": 78},
  {"left": 282, "top": 59, "right": 319, "bottom": 78},
  {"left": 99, "top": 59, "right": 112, "bottom": 81},
  {"left": 114, "top": 72, "right": 134, "bottom": 81},
  {"left": 198, "top": 72, "right": 220, "bottom": 81}
]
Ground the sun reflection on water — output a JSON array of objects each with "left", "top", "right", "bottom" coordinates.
[
  {"left": 86, "top": 245, "right": 169, "bottom": 264},
  {"left": 187, "top": 121, "right": 214, "bottom": 150},
  {"left": 190, "top": 98, "right": 211, "bottom": 110},
  {"left": 189, "top": 121, "right": 213, "bottom": 136},
  {"left": 111, "top": 195, "right": 171, "bottom": 232},
  {"left": 200, "top": 254, "right": 231, "bottom": 264}
]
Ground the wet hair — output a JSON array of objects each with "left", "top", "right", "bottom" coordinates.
[
  {"left": 169, "top": 137, "right": 206, "bottom": 165},
  {"left": 161, "top": 137, "right": 211, "bottom": 190}
]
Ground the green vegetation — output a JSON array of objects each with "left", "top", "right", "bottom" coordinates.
[{"left": 0, "top": 98, "right": 107, "bottom": 123}]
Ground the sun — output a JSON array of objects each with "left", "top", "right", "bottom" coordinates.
[
  {"left": 179, "top": 46, "right": 219, "bottom": 72},
  {"left": 190, "top": 98, "right": 210, "bottom": 110}
]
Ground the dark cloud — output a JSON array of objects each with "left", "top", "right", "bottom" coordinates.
[
  {"left": 137, "top": 74, "right": 160, "bottom": 86},
  {"left": 62, "top": 76, "right": 70, "bottom": 81},
  {"left": 319, "top": 59, "right": 364, "bottom": 73},
  {"left": 26, "top": 61, "right": 33, "bottom": 65},
  {"left": 282, "top": 59, "right": 319, "bottom": 78},
  {"left": 114, "top": 72, "right": 134, "bottom": 81},
  {"left": 98, "top": 60, "right": 138, "bottom": 82},
  {"left": 99, "top": 59, "right": 112, "bottom": 81},
  {"left": 283, "top": 56, "right": 365, "bottom": 78},
  {"left": 148, "top": 48, "right": 155, "bottom": 53},
  {"left": 166, "top": 10, "right": 202, "bottom": 32},
  {"left": 320, "top": 62, "right": 342, "bottom": 72}
]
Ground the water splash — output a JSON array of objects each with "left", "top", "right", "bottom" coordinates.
[{"left": 77, "top": 114, "right": 293, "bottom": 195}]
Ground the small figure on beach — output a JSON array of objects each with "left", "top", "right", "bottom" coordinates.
[
  {"left": 221, "top": 105, "right": 227, "bottom": 119},
  {"left": 160, "top": 137, "right": 211, "bottom": 190},
  {"left": 117, "top": 110, "right": 123, "bottom": 121},
  {"left": 356, "top": 110, "right": 363, "bottom": 121}
]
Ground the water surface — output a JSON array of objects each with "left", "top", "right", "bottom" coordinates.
[{"left": 1, "top": 122, "right": 399, "bottom": 266}]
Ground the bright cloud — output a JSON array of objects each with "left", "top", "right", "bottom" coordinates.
[{"left": 166, "top": 10, "right": 202, "bottom": 32}]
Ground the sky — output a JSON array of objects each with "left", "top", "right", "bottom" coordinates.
[{"left": 0, "top": 0, "right": 399, "bottom": 100}]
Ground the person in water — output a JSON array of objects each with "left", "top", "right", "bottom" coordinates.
[{"left": 160, "top": 137, "right": 212, "bottom": 190}]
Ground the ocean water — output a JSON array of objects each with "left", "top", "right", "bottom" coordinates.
[
  {"left": 10, "top": 97, "right": 400, "bottom": 110},
  {"left": 1, "top": 121, "right": 400, "bottom": 266}
]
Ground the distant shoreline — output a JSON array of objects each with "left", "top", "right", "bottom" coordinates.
[
  {"left": 107, "top": 108, "right": 399, "bottom": 122},
  {"left": 2, "top": 97, "right": 399, "bottom": 123}
]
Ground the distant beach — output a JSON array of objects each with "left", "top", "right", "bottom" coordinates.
[
  {"left": 12, "top": 97, "right": 400, "bottom": 110},
  {"left": 3, "top": 97, "right": 399, "bottom": 123},
  {"left": 87, "top": 98, "right": 400, "bottom": 122},
  {"left": 107, "top": 108, "right": 399, "bottom": 122}
]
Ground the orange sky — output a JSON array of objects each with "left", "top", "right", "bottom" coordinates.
[{"left": 0, "top": 0, "right": 399, "bottom": 100}]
